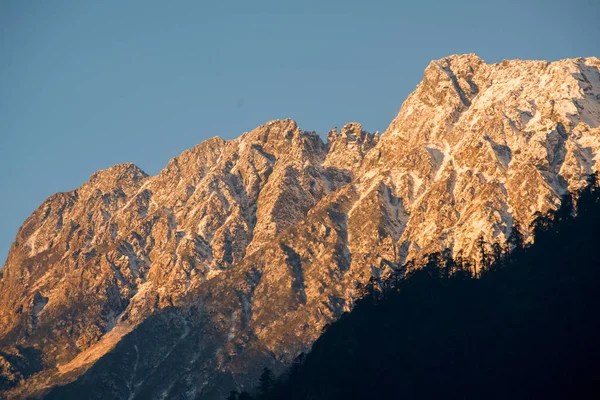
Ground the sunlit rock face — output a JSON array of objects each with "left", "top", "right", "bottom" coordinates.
[{"left": 1, "top": 54, "right": 600, "bottom": 399}]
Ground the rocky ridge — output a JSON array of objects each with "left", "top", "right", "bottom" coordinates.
[{"left": 1, "top": 54, "right": 599, "bottom": 399}]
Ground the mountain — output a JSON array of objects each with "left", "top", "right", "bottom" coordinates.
[
  {"left": 1, "top": 54, "right": 599, "bottom": 399},
  {"left": 248, "top": 179, "right": 600, "bottom": 400}
]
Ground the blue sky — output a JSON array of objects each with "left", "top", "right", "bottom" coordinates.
[{"left": 1, "top": 0, "right": 598, "bottom": 264}]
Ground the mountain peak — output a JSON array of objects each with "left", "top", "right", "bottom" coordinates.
[
  {"left": 265, "top": 117, "right": 298, "bottom": 127},
  {"left": 88, "top": 162, "right": 148, "bottom": 187},
  {"left": 241, "top": 118, "right": 301, "bottom": 143},
  {"left": 433, "top": 52, "right": 484, "bottom": 67},
  {"left": 425, "top": 53, "right": 485, "bottom": 83}
]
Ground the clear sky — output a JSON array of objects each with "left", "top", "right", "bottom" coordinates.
[{"left": 1, "top": 0, "right": 598, "bottom": 264}]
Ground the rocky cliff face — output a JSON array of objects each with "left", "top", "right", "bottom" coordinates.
[{"left": 1, "top": 54, "right": 599, "bottom": 399}]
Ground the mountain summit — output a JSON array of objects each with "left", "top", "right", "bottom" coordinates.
[{"left": 1, "top": 54, "right": 599, "bottom": 399}]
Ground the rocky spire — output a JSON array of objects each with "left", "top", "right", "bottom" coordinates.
[{"left": 325, "top": 122, "right": 379, "bottom": 172}]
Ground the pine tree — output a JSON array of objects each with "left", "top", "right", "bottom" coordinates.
[
  {"left": 258, "top": 367, "right": 275, "bottom": 397},
  {"left": 507, "top": 222, "right": 524, "bottom": 261},
  {"left": 476, "top": 235, "right": 489, "bottom": 276},
  {"left": 491, "top": 242, "right": 503, "bottom": 270}
]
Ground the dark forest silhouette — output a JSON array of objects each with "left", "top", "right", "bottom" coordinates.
[{"left": 231, "top": 174, "right": 600, "bottom": 400}]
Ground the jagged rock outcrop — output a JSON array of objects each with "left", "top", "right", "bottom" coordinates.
[
  {"left": 325, "top": 122, "right": 379, "bottom": 172},
  {"left": 1, "top": 54, "right": 599, "bottom": 399}
]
